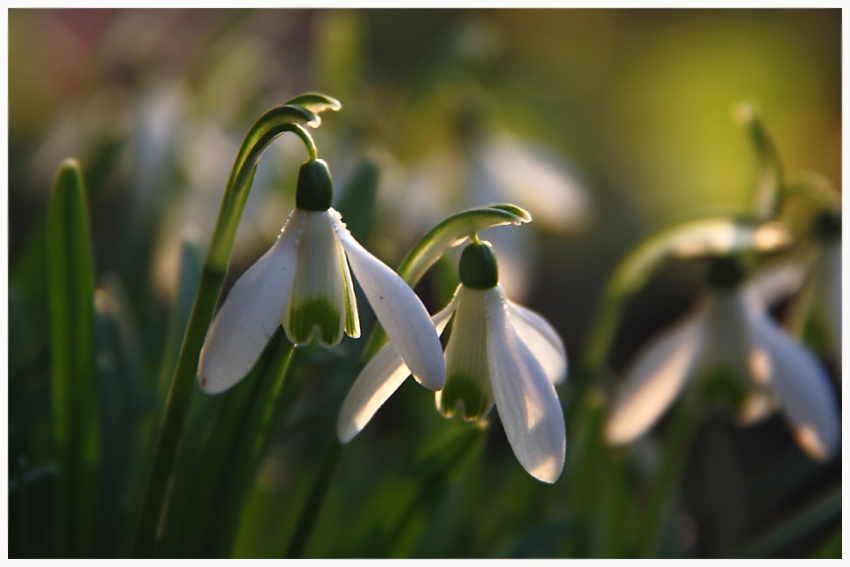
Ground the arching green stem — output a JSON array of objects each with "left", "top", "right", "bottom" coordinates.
[
  {"left": 361, "top": 204, "right": 530, "bottom": 363},
  {"left": 131, "top": 94, "right": 340, "bottom": 557},
  {"left": 735, "top": 102, "right": 785, "bottom": 221}
]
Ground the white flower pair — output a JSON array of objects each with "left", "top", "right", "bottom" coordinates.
[{"left": 199, "top": 158, "right": 568, "bottom": 482}]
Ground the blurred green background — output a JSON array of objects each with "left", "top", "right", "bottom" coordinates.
[{"left": 8, "top": 9, "right": 841, "bottom": 558}]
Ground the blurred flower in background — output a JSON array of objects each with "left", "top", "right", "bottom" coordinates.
[{"left": 8, "top": 8, "right": 841, "bottom": 559}]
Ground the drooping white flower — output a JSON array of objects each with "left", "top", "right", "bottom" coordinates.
[
  {"left": 605, "top": 256, "right": 840, "bottom": 462},
  {"left": 337, "top": 240, "right": 568, "bottom": 483},
  {"left": 198, "top": 159, "right": 446, "bottom": 395},
  {"left": 747, "top": 209, "right": 841, "bottom": 366}
]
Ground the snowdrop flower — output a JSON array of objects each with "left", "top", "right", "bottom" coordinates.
[
  {"left": 748, "top": 209, "right": 841, "bottom": 366},
  {"left": 338, "top": 240, "right": 567, "bottom": 483},
  {"left": 605, "top": 256, "right": 840, "bottom": 462},
  {"left": 198, "top": 159, "right": 446, "bottom": 395}
]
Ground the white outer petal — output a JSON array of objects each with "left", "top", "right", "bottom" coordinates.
[
  {"left": 336, "top": 290, "right": 461, "bottom": 443},
  {"left": 605, "top": 308, "right": 707, "bottom": 445},
  {"left": 473, "top": 134, "right": 591, "bottom": 232},
  {"left": 745, "top": 303, "right": 841, "bottom": 461},
  {"left": 747, "top": 257, "right": 811, "bottom": 307},
  {"left": 198, "top": 211, "right": 305, "bottom": 394},
  {"left": 485, "top": 286, "right": 566, "bottom": 484},
  {"left": 507, "top": 300, "right": 568, "bottom": 384},
  {"left": 331, "top": 210, "right": 446, "bottom": 390}
]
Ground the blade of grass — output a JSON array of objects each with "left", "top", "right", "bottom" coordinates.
[
  {"left": 741, "top": 488, "right": 841, "bottom": 558},
  {"left": 181, "top": 331, "right": 295, "bottom": 557},
  {"left": 47, "top": 159, "right": 99, "bottom": 558}
]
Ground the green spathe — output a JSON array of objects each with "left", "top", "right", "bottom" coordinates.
[
  {"left": 459, "top": 241, "right": 499, "bottom": 289},
  {"left": 296, "top": 159, "right": 334, "bottom": 211},
  {"left": 287, "top": 297, "right": 342, "bottom": 346}
]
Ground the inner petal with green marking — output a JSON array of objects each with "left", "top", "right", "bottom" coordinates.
[
  {"left": 437, "top": 287, "right": 494, "bottom": 421},
  {"left": 284, "top": 210, "right": 348, "bottom": 347}
]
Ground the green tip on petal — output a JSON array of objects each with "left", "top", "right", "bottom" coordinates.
[
  {"left": 439, "top": 374, "right": 493, "bottom": 421},
  {"left": 287, "top": 297, "right": 342, "bottom": 346},
  {"left": 459, "top": 241, "right": 499, "bottom": 289},
  {"left": 296, "top": 159, "right": 334, "bottom": 211}
]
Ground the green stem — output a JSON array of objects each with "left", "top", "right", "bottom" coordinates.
[
  {"left": 131, "top": 102, "right": 322, "bottom": 557},
  {"left": 131, "top": 265, "right": 226, "bottom": 556},
  {"left": 635, "top": 395, "right": 701, "bottom": 558},
  {"left": 284, "top": 441, "right": 345, "bottom": 559}
]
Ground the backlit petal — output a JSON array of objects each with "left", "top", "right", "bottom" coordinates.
[
  {"left": 439, "top": 287, "right": 494, "bottom": 421},
  {"left": 507, "top": 300, "right": 568, "bottom": 384},
  {"left": 198, "top": 210, "right": 305, "bottom": 394},
  {"left": 337, "top": 290, "right": 461, "bottom": 443},
  {"left": 746, "top": 304, "right": 840, "bottom": 461},
  {"left": 331, "top": 210, "right": 446, "bottom": 390},
  {"left": 485, "top": 286, "right": 566, "bottom": 483},
  {"left": 605, "top": 308, "right": 707, "bottom": 445},
  {"left": 284, "top": 210, "right": 349, "bottom": 347}
]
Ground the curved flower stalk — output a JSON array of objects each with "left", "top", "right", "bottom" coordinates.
[
  {"left": 198, "top": 158, "right": 445, "bottom": 394},
  {"left": 605, "top": 256, "right": 840, "bottom": 462},
  {"left": 338, "top": 239, "right": 568, "bottom": 483}
]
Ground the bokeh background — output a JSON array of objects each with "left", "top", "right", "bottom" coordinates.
[{"left": 8, "top": 8, "right": 841, "bottom": 558}]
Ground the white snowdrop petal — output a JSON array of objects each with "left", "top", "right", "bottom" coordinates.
[
  {"left": 605, "top": 309, "right": 706, "bottom": 445},
  {"left": 337, "top": 234, "right": 361, "bottom": 339},
  {"left": 337, "top": 291, "right": 461, "bottom": 443},
  {"left": 746, "top": 305, "right": 840, "bottom": 461},
  {"left": 485, "top": 287, "right": 566, "bottom": 484},
  {"left": 284, "top": 211, "right": 349, "bottom": 347},
  {"left": 332, "top": 211, "right": 446, "bottom": 391},
  {"left": 507, "top": 300, "right": 568, "bottom": 384},
  {"left": 473, "top": 135, "right": 590, "bottom": 232},
  {"left": 198, "top": 210, "right": 305, "bottom": 394},
  {"left": 747, "top": 258, "right": 810, "bottom": 307}
]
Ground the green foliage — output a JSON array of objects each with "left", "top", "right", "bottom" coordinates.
[{"left": 47, "top": 160, "right": 99, "bottom": 558}]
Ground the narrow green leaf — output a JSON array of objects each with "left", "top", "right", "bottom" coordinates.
[
  {"left": 92, "top": 276, "right": 144, "bottom": 558},
  {"left": 381, "top": 421, "right": 487, "bottom": 558},
  {"left": 47, "top": 159, "right": 99, "bottom": 558},
  {"left": 813, "top": 527, "right": 841, "bottom": 559},
  {"left": 122, "top": 238, "right": 202, "bottom": 556},
  {"left": 181, "top": 331, "right": 295, "bottom": 558},
  {"left": 335, "top": 158, "right": 379, "bottom": 243},
  {"left": 741, "top": 488, "right": 841, "bottom": 558}
]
